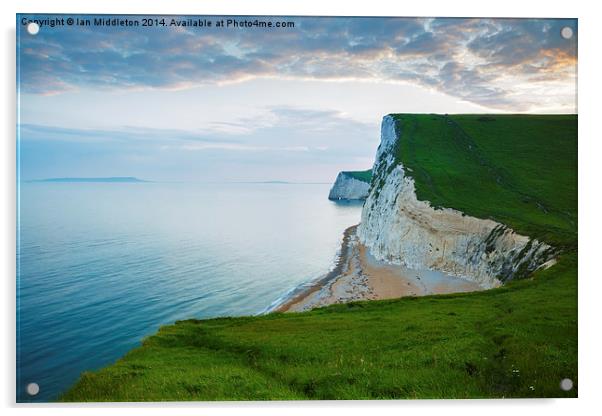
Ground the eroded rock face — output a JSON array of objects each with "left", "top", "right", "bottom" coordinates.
[
  {"left": 357, "top": 115, "right": 556, "bottom": 288},
  {"left": 328, "top": 172, "right": 370, "bottom": 200}
]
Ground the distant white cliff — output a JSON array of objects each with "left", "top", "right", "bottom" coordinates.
[
  {"left": 328, "top": 171, "right": 371, "bottom": 201},
  {"left": 357, "top": 115, "right": 556, "bottom": 288}
]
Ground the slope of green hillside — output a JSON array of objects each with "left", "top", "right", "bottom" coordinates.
[
  {"left": 390, "top": 114, "right": 577, "bottom": 248},
  {"left": 62, "top": 114, "right": 577, "bottom": 401}
]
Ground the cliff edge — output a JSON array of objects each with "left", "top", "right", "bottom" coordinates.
[
  {"left": 357, "top": 115, "right": 558, "bottom": 288},
  {"left": 328, "top": 170, "right": 371, "bottom": 200}
]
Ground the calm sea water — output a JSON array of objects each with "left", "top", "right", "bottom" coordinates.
[{"left": 17, "top": 182, "right": 363, "bottom": 402}]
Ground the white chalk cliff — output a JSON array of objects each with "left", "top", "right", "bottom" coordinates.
[
  {"left": 328, "top": 172, "right": 371, "bottom": 200},
  {"left": 357, "top": 115, "right": 556, "bottom": 288}
]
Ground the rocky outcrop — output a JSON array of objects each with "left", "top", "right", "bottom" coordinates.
[
  {"left": 328, "top": 171, "right": 371, "bottom": 200},
  {"left": 357, "top": 115, "right": 556, "bottom": 288}
]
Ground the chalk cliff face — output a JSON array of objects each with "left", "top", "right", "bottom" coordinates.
[
  {"left": 357, "top": 115, "right": 556, "bottom": 288},
  {"left": 328, "top": 172, "right": 371, "bottom": 200}
]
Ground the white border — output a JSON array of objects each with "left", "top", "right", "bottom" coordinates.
[{"left": 2, "top": 1, "right": 600, "bottom": 415}]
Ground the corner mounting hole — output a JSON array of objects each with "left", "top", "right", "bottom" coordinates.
[
  {"left": 561, "top": 26, "right": 573, "bottom": 40},
  {"left": 26, "top": 382, "right": 40, "bottom": 396},
  {"left": 560, "top": 378, "right": 573, "bottom": 391},
  {"left": 27, "top": 22, "right": 40, "bottom": 35}
]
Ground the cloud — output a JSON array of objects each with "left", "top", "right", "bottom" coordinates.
[
  {"left": 18, "top": 123, "right": 243, "bottom": 144},
  {"left": 18, "top": 15, "right": 576, "bottom": 111},
  {"left": 19, "top": 106, "right": 374, "bottom": 152},
  {"left": 19, "top": 106, "right": 378, "bottom": 181}
]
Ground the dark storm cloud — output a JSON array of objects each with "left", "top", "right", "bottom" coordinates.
[{"left": 18, "top": 15, "right": 576, "bottom": 110}]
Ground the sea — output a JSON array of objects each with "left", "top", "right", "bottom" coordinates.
[{"left": 16, "top": 182, "right": 363, "bottom": 402}]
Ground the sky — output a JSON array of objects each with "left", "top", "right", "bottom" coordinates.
[{"left": 17, "top": 15, "right": 577, "bottom": 182}]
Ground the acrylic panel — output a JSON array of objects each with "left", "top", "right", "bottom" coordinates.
[{"left": 16, "top": 14, "right": 578, "bottom": 402}]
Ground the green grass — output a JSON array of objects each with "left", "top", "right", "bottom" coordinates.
[
  {"left": 343, "top": 169, "right": 372, "bottom": 183},
  {"left": 389, "top": 114, "right": 577, "bottom": 248},
  {"left": 62, "top": 114, "right": 577, "bottom": 401}
]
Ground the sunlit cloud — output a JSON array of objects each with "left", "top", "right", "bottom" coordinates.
[{"left": 18, "top": 15, "right": 577, "bottom": 111}]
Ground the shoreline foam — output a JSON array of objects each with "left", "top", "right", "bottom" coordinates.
[{"left": 276, "top": 224, "right": 485, "bottom": 313}]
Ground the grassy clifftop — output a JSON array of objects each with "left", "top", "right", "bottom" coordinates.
[
  {"left": 342, "top": 169, "right": 372, "bottom": 183},
  {"left": 389, "top": 114, "right": 577, "bottom": 248},
  {"left": 62, "top": 114, "right": 577, "bottom": 401}
]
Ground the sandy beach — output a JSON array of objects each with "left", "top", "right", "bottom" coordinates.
[{"left": 276, "top": 225, "right": 484, "bottom": 313}]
